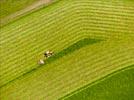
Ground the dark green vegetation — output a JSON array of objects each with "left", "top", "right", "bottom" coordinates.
[
  {"left": 46, "top": 38, "right": 101, "bottom": 64},
  {"left": 64, "top": 66, "right": 134, "bottom": 100}
]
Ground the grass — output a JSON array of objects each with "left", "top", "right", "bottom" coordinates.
[
  {"left": 0, "top": 0, "right": 57, "bottom": 27},
  {"left": 0, "top": 0, "right": 37, "bottom": 19},
  {"left": 1, "top": 39, "right": 134, "bottom": 99},
  {"left": 63, "top": 66, "right": 134, "bottom": 100},
  {"left": 0, "top": 0, "right": 134, "bottom": 99},
  {"left": 0, "top": 38, "right": 101, "bottom": 88},
  {"left": 45, "top": 38, "right": 101, "bottom": 64}
]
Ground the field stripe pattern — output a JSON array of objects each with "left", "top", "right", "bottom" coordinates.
[
  {"left": 0, "top": 0, "right": 134, "bottom": 99},
  {"left": 63, "top": 66, "right": 134, "bottom": 100}
]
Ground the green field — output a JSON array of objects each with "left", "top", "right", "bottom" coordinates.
[
  {"left": 0, "top": 0, "right": 134, "bottom": 99},
  {"left": 0, "top": 0, "right": 37, "bottom": 19},
  {"left": 64, "top": 66, "right": 134, "bottom": 100}
]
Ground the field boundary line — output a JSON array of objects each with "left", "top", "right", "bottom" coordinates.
[{"left": 60, "top": 65, "right": 134, "bottom": 100}]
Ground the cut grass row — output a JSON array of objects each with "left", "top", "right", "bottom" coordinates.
[
  {"left": 0, "top": 39, "right": 134, "bottom": 99},
  {"left": 0, "top": 0, "right": 134, "bottom": 99},
  {"left": 1, "top": 0, "right": 134, "bottom": 34},
  {"left": 0, "top": 38, "right": 101, "bottom": 87},
  {"left": 1, "top": 0, "right": 134, "bottom": 88}
]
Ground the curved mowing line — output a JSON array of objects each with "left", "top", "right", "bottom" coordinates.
[
  {"left": 1, "top": 29, "right": 132, "bottom": 86},
  {"left": 0, "top": 38, "right": 101, "bottom": 88},
  {"left": 1, "top": 0, "right": 134, "bottom": 99},
  {"left": 0, "top": 16, "right": 133, "bottom": 90},
  {"left": 1, "top": 8, "right": 133, "bottom": 40},
  {"left": 1, "top": 0, "right": 133, "bottom": 32},
  {"left": 1, "top": 11, "right": 133, "bottom": 63},
  {"left": 2, "top": 21, "right": 128, "bottom": 60},
  {"left": 60, "top": 64, "right": 134, "bottom": 100},
  {"left": 1, "top": 0, "right": 133, "bottom": 37},
  {"left": 1, "top": 15, "right": 133, "bottom": 44},
  {"left": 1, "top": 14, "right": 133, "bottom": 60},
  {"left": 3, "top": 13, "right": 129, "bottom": 84},
  {"left": 2, "top": 10, "right": 133, "bottom": 42}
]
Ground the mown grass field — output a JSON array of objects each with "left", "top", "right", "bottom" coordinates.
[
  {"left": 0, "top": 0, "right": 134, "bottom": 100},
  {"left": 0, "top": 0, "right": 37, "bottom": 19},
  {"left": 64, "top": 66, "right": 134, "bottom": 100}
]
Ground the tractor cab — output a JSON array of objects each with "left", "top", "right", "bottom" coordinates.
[{"left": 44, "top": 50, "right": 53, "bottom": 58}]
